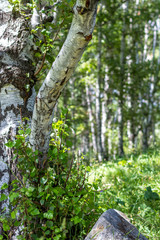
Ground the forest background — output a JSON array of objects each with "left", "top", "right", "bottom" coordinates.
[{"left": 0, "top": 0, "right": 160, "bottom": 239}]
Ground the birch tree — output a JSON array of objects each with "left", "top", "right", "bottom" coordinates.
[{"left": 0, "top": 0, "right": 99, "bottom": 215}]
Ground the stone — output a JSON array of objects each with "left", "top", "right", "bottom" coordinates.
[{"left": 85, "top": 209, "right": 148, "bottom": 240}]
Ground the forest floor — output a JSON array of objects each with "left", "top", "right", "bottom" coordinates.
[{"left": 89, "top": 149, "right": 160, "bottom": 239}]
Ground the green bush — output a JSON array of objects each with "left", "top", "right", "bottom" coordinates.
[{"left": 0, "top": 114, "right": 100, "bottom": 240}]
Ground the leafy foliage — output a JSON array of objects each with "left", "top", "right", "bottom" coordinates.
[{"left": 0, "top": 113, "right": 101, "bottom": 240}]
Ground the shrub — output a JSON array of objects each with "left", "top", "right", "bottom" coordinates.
[{"left": 0, "top": 114, "right": 100, "bottom": 240}]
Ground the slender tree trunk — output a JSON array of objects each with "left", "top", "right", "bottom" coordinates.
[
  {"left": 118, "top": 3, "right": 127, "bottom": 157},
  {"left": 96, "top": 7, "right": 103, "bottom": 162},
  {"left": 86, "top": 84, "right": 97, "bottom": 153},
  {"left": 29, "top": 0, "right": 99, "bottom": 165},
  {"left": 142, "top": 23, "right": 158, "bottom": 150},
  {"left": 102, "top": 67, "right": 113, "bottom": 160},
  {"left": 101, "top": 99, "right": 107, "bottom": 159}
]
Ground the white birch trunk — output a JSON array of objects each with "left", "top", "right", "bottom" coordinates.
[
  {"left": 118, "top": 3, "right": 127, "bottom": 156},
  {"left": 95, "top": 6, "right": 103, "bottom": 162},
  {"left": 0, "top": 0, "right": 36, "bottom": 223},
  {"left": 29, "top": 0, "right": 99, "bottom": 164},
  {"left": 86, "top": 84, "right": 97, "bottom": 153},
  {"left": 142, "top": 23, "right": 157, "bottom": 150}
]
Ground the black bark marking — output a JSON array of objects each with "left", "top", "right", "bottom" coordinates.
[
  {"left": 60, "top": 77, "right": 66, "bottom": 86},
  {"left": 77, "top": 31, "right": 84, "bottom": 36},
  {"left": 76, "top": 6, "right": 88, "bottom": 15},
  {"left": 86, "top": 0, "right": 90, "bottom": 8},
  {"left": 65, "top": 68, "right": 69, "bottom": 74}
]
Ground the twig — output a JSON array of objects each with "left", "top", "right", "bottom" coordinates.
[{"left": 34, "top": 18, "right": 65, "bottom": 76}]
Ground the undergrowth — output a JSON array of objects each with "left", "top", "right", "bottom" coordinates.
[
  {"left": 0, "top": 113, "right": 101, "bottom": 240},
  {"left": 89, "top": 150, "right": 160, "bottom": 239},
  {"left": 0, "top": 111, "right": 159, "bottom": 239}
]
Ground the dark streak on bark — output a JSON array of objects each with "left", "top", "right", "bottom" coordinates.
[
  {"left": 77, "top": 31, "right": 85, "bottom": 37},
  {"left": 86, "top": 0, "right": 90, "bottom": 8},
  {"left": 0, "top": 62, "right": 36, "bottom": 101},
  {"left": 3, "top": 104, "right": 32, "bottom": 118},
  {"left": 76, "top": 6, "right": 89, "bottom": 15},
  {"left": 0, "top": 107, "right": 5, "bottom": 122},
  {"left": 60, "top": 77, "right": 66, "bottom": 86},
  {"left": 65, "top": 68, "right": 69, "bottom": 74},
  {"left": 0, "top": 13, "right": 37, "bottom": 103}
]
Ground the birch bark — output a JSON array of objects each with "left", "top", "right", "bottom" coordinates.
[
  {"left": 142, "top": 22, "right": 158, "bottom": 150},
  {"left": 118, "top": 3, "right": 127, "bottom": 157},
  {"left": 86, "top": 84, "right": 97, "bottom": 153},
  {"left": 29, "top": 0, "right": 99, "bottom": 164},
  {"left": 95, "top": 6, "right": 103, "bottom": 162},
  {"left": 0, "top": 0, "right": 36, "bottom": 215}
]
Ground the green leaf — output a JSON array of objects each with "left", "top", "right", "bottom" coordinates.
[
  {"left": 28, "top": 186, "right": 35, "bottom": 192},
  {"left": 45, "top": 230, "right": 50, "bottom": 235},
  {"left": 1, "top": 183, "right": 8, "bottom": 190},
  {"left": 46, "top": 220, "right": 53, "bottom": 228},
  {"left": 11, "top": 210, "right": 17, "bottom": 219},
  {"left": 5, "top": 140, "right": 14, "bottom": 148},
  {"left": 14, "top": 220, "right": 21, "bottom": 227},
  {"left": 9, "top": 192, "right": 19, "bottom": 202},
  {"left": 43, "top": 210, "right": 53, "bottom": 219},
  {"left": 0, "top": 193, "right": 8, "bottom": 202},
  {"left": 71, "top": 216, "right": 82, "bottom": 225},
  {"left": 14, "top": 138, "right": 24, "bottom": 147},
  {"left": 30, "top": 208, "right": 40, "bottom": 216},
  {"left": 53, "top": 235, "right": 61, "bottom": 240},
  {"left": 25, "top": 128, "right": 31, "bottom": 135},
  {"left": 18, "top": 129, "right": 24, "bottom": 135},
  {"left": 52, "top": 187, "right": 65, "bottom": 196},
  {"left": 3, "top": 223, "right": 10, "bottom": 231}
]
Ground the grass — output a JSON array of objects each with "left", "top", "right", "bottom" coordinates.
[{"left": 88, "top": 149, "right": 160, "bottom": 239}]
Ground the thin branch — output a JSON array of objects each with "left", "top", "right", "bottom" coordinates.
[{"left": 34, "top": 18, "right": 65, "bottom": 77}]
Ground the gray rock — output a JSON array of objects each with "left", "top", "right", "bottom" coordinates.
[{"left": 85, "top": 209, "right": 148, "bottom": 240}]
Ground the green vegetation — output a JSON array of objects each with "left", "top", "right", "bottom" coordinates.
[
  {"left": 89, "top": 150, "right": 160, "bottom": 239},
  {"left": 0, "top": 116, "right": 101, "bottom": 240},
  {"left": 0, "top": 114, "right": 159, "bottom": 239}
]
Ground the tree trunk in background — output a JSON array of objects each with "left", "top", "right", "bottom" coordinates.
[
  {"left": 118, "top": 3, "right": 127, "bottom": 157},
  {"left": 101, "top": 99, "right": 107, "bottom": 159},
  {"left": 86, "top": 84, "right": 97, "bottom": 154},
  {"left": 102, "top": 67, "right": 113, "bottom": 160},
  {"left": 127, "top": 12, "right": 140, "bottom": 151},
  {"left": 96, "top": 7, "right": 103, "bottom": 162},
  {"left": 0, "top": 0, "right": 36, "bottom": 214},
  {"left": 142, "top": 22, "right": 158, "bottom": 150}
]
